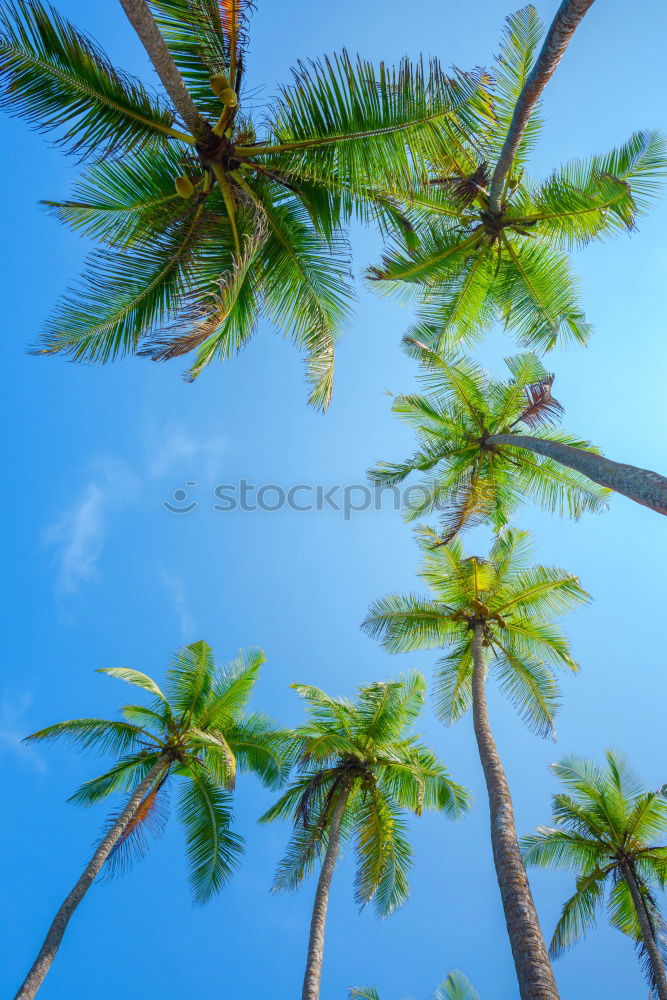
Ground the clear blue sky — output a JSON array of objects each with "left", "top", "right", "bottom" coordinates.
[{"left": 1, "top": 1, "right": 667, "bottom": 997}]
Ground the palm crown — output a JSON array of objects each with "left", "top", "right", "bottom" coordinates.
[
  {"left": 522, "top": 751, "right": 667, "bottom": 990},
  {"left": 261, "top": 673, "right": 470, "bottom": 915},
  {"left": 350, "top": 970, "right": 480, "bottom": 1000},
  {"left": 368, "top": 6, "right": 666, "bottom": 355},
  {"left": 363, "top": 528, "right": 587, "bottom": 737},
  {"left": 25, "top": 641, "right": 285, "bottom": 902},
  {"left": 0, "top": 0, "right": 482, "bottom": 407},
  {"left": 370, "top": 343, "right": 609, "bottom": 542}
]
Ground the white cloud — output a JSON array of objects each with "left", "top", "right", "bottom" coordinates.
[
  {"left": 44, "top": 458, "right": 139, "bottom": 596},
  {"left": 0, "top": 693, "right": 45, "bottom": 772},
  {"left": 145, "top": 423, "right": 227, "bottom": 479},
  {"left": 160, "top": 570, "right": 196, "bottom": 640}
]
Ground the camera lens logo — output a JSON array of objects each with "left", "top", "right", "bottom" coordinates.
[{"left": 163, "top": 482, "right": 198, "bottom": 513}]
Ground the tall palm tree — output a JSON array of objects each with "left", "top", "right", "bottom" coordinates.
[
  {"left": 350, "top": 969, "right": 480, "bottom": 1000},
  {"left": 370, "top": 345, "right": 667, "bottom": 540},
  {"left": 363, "top": 528, "right": 589, "bottom": 1000},
  {"left": 260, "top": 673, "right": 470, "bottom": 1000},
  {"left": 523, "top": 751, "right": 667, "bottom": 1000},
  {"left": 368, "top": 4, "right": 666, "bottom": 355},
  {"left": 13, "top": 641, "right": 285, "bottom": 1000},
  {"left": 0, "top": 0, "right": 482, "bottom": 407}
]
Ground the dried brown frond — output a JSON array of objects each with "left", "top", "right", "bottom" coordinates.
[{"left": 513, "top": 375, "right": 564, "bottom": 429}]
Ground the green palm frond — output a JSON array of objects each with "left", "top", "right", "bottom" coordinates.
[
  {"left": 151, "top": 0, "right": 230, "bottom": 118},
  {"left": 354, "top": 785, "right": 412, "bottom": 916},
  {"left": 351, "top": 970, "right": 480, "bottom": 1000},
  {"left": 178, "top": 770, "right": 243, "bottom": 904},
  {"left": 486, "top": 5, "right": 544, "bottom": 167},
  {"left": 34, "top": 201, "right": 213, "bottom": 361},
  {"left": 262, "top": 53, "right": 486, "bottom": 193},
  {"left": 24, "top": 718, "right": 145, "bottom": 756},
  {"left": 42, "top": 143, "right": 192, "bottom": 245},
  {"left": 549, "top": 868, "right": 607, "bottom": 957},
  {"left": 0, "top": 0, "right": 185, "bottom": 157}
]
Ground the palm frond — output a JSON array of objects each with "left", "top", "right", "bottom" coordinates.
[
  {"left": 178, "top": 769, "right": 243, "bottom": 904},
  {"left": 0, "top": 0, "right": 183, "bottom": 158}
]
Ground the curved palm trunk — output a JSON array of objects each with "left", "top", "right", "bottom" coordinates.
[
  {"left": 301, "top": 784, "right": 351, "bottom": 1000},
  {"left": 487, "top": 433, "right": 667, "bottom": 515},
  {"left": 621, "top": 860, "right": 667, "bottom": 1000},
  {"left": 471, "top": 625, "right": 560, "bottom": 1000},
  {"left": 14, "top": 758, "right": 167, "bottom": 1000},
  {"left": 488, "top": 0, "right": 596, "bottom": 213},
  {"left": 118, "top": 0, "right": 212, "bottom": 142}
]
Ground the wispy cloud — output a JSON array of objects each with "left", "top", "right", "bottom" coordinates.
[
  {"left": 0, "top": 693, "right": 45, "bottom": 772},
  {"left": 44, "top": 458, "right": 139, "bottom": 596},
  {"left": 145, "top": 422, "right": 227, "bottom": 480},
  {"left": 160, "top": 570, "right": 196, "bottom": 640}
]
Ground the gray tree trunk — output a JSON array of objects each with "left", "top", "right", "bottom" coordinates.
[
  {"left": 471, "top": 625, "right": 560, "bottom": 1000},
  {"left": 118, "top": 0, "right": 212, "bottom": 141},
  {"left": 621, "top": 859, "right": 667, "bottom": 1000},
  {"left": 301, "top": 784, "right": 351, "bottom": 1000},
  {"left": 487, "top": 433, "right": 667, "bottom": 515},
  {"left": 14, "top": 758, "right": 167, "bottom": 1000},
  {"left": 488, "top": 0, "right": 596, "bottom": 213}
]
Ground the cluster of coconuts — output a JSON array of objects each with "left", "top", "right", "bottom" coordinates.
[{"left": 175, "top": 74, "right": 239, "bottom": 199}]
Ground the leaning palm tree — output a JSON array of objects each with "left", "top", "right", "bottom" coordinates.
[
  {"left": 523, "top": 751, "right": 667, "bottom": 1000},
  {"left": 13, "top": 641, "right": 285, "bottom": 1000},
  {"left": 260, "top": 673, "right": 470, "bottom": 1000},
  {"left": 0, "top": 0, "right": 482, "bottom": 407},
  {"left": 350, "top": 969, "right": 480, "bottom": 1000},
  {"left": 368, "top": 3, "right": 666, "bottom": 355},
  {"left": 363, "top": 528, "right": 589, "bottom": 1000},
  {"left": 370, "top": 345, "right": 667, "bottom": 540}
]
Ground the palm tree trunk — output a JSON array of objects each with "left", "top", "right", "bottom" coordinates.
[
  {"left": 301, "top": 783, "right": 351, "bottom": 1000},
  {"left": 471, "top": 624, "right": 560, "bottom": 1000},
  {"left": 118, "top": 0, "right": 212, "bottom": 142},
  {"left": 487, "top": 433, "right": 667, "bottom": 515},
  {"left": 621, "top": 860, "right": 667, "bottom": 1000},
  {"left": 488, "top": 0, "right": 596, "bottom": 213},
  {"left": 14, "top": 758, "right": 167, "bottom": 1000}
]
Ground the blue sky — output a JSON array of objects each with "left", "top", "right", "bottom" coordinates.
[{"left": 2, "top": 1, "right": 667, "bottom": 997}]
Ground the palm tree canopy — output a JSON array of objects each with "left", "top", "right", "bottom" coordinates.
[
  {"left": 369, "top": 342, "right": 609, "bottom": 541},
  {"left": 368, "top": 5, "right": 667, "bottom": 355},
  {"left": 260, "top": 673, "right": 470, "bottom": 916},
  {"left": 362, "top": 527, "right": 588, "bottom": 737},
  {"left": 0, "top": 0, "right": 483, "bottom": 408},
  {"left": 522, "top": 750, "right": 667, "bottom": 978},
  {"left": 25, "top": 640, "right": 286, "bottom": 903},
  {"left": 350, "top": 970, "right": 480, "bottom": 1000}
]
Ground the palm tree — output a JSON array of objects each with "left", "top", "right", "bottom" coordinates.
[
  {"left": 260, "top": 673, "right": 470, "bottom": 1000},
  {"left": 350, "top": 969, "right": 480, "bottom": 1000},
  {"left": 522, "top": 751, "right": 667, "bottom": 1000},
  {"left": 370, "top": 345, "right": 667, "bottom": 541},
  {"left": 363, "top": 528, "right": 589, "bottom": 1000},
  {"left": 13, "top": 641, "right": 285, "bottom": 1000},
  {"left": 368, "top": 4, "right": 666, "bottom": 355},
  {"left": 0, "top": 0, "right": 482, "bottom": 408}
]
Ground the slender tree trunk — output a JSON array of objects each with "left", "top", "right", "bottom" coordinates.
[
  {"left": 488, "top": 0, "right": 596, "bottom": 213},
  {"left": 118, "top": 0, "right": 212, "bottom": 141},
  {"left": 14, "top": 758, "right": 168, "bottom": 1000},
  {"left": 471, "top": 625, "right": 560, "bottom": 1000},
  {"left": 301, "top": 784, "right": 351, "bottom": 1000},
  {"left": 487, "top": 433, "right": 667, "bottom": 515},
  {"left": 621, "top": 860, "right": 667, "bottom": 1000}
]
